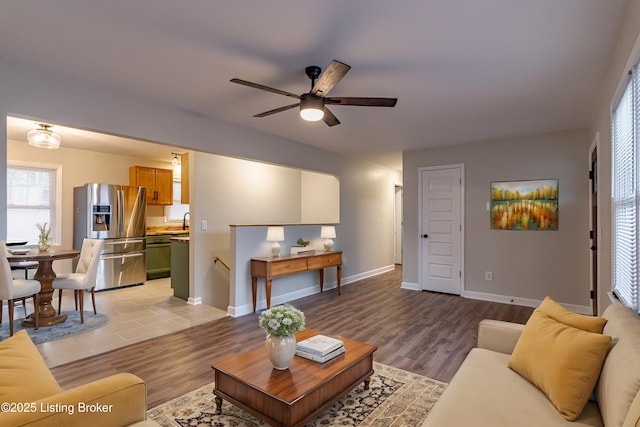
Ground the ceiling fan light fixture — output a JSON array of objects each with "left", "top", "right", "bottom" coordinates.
[
  {"left": 27, "top": 123, "right": 61, "bottom": 149},
  {"left": 299, "top": 95, "right": 325, "bottom": 122}
]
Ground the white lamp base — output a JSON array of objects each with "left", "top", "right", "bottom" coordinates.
[
  {"left": 271, "top": 242, "right": 281, "bottom": 257},
  {"left": 323, "top": 239, "right": 334, "bottom": 251}
]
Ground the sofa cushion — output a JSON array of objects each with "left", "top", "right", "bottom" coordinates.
[
  {"left": 596, "top": 303, "right": 640, "bottom": 427},
  {"left": 0, "top": 330, "right": 62, "bottom": 402},
  {"left": 423, "top": 348, "right": 603, "bottom": 427},
  {"left": 538, "top": 296, "right": 607, "bottom": 333},
  {"left": 508, "top": 310, "right": 611, "bottom": 421}
]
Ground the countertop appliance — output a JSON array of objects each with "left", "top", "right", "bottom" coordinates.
[{"left": 73, "top": 183, "right": 147, "bottom": 290}]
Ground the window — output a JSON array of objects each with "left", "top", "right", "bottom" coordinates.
[
  {"left": 612, "top": 66, "right": 640, "bottom": 313},
  {"left": 164, "top": 179, "right": 189, "bottom": 223},
  {"left": 7, "top": 161, "right": 62, "bottom": 245}
]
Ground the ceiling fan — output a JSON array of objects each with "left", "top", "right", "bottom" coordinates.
[{"left": 230, "top": 60, "right": 397, "bottom": 126}]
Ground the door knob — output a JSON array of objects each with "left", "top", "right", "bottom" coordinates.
[{"left": 422, "top": 234, "right": 429, "bottom": 238}]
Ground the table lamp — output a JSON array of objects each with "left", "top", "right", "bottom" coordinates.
[
  {"left": 321, "top": 226, "right": 336, "bottom": 251},
  {"left": 266, "top": 226, "right": 285, "bottom": 257}
]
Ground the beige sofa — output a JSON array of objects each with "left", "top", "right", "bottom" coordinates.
[
  {"left": 423, "top": 302, "right": 640, "bottom": 427},
  {"left": 0, "top": 330, "right": 158, "bottom": 426}
]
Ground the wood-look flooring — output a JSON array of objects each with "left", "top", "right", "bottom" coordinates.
[{"left": 51, "top": 266, "right": 533, "bottom": 408}]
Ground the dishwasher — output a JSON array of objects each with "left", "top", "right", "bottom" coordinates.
[{"left": 146, "top": 235, "right": 172, "bottom": 279}]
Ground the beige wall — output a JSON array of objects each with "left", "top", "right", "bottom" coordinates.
[
  {"left": 0, "top": 56, "right": 400, "bottom": 313},
  {"left": 589, "top": 0, "right": 640, "bottom": 313},
  {"left": 7, "top": 138, "right": 172, "bottom": 273},
  {"left": 191, "top": 152, "right": 303, "bottom": 309},
  {"left": 8, "top": 138, "right": 343, "bottom": 310},
  {"left": 403, "top": 0, "right": 640, "bottom": 312},
  {"left": 403, "top": 129, "right": 592, "bottom": 310},
  {"left": 301, "top": 171, "right": 340, "bottom": 223}
]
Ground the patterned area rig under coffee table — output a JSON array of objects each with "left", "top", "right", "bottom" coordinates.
[{"left": 211, "top": 329, "right": 377, "bottom": 427}]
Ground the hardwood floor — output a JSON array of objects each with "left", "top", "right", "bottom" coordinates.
[{"left": 51, "top": 266, "right": 533, "bottom": 408}]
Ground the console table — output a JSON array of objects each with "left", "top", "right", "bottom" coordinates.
[{"left": 250, "top": 251, "right": 342, "bottom": 312}]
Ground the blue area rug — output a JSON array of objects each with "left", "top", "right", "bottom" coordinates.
[{"left": 0, "top": 311, "right": 110, "bottom": 344}]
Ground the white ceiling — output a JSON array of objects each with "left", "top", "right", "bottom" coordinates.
[{"left": 0, "top": 1, "right": 630, "bottom": 170}]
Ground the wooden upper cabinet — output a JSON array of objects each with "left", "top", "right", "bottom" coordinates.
[
  {"left": 130, "top": 166, "right": 174, "bottom": 205},
  {"left": 181, "top": 152, "right": 189, "bottom": 204}
]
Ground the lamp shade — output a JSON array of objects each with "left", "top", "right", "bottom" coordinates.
[
  {"left": 321, "top": 226, "right": 336, "bottom": 239},
  {"left": 266, "top": 226, "right": 285, "bottom": 242},
  {"left": 27, "top": 124, "right": 61, "bottom": 149}
]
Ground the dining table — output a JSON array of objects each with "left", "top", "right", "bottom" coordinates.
[{"left": 7, "top": 247, "right": 80, "bottom": 327}]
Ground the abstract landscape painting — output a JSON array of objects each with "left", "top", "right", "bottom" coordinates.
[{"left": 490, "top": 179, "right": 558, "bottom": 231}]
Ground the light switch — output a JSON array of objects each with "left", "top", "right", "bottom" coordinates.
[{"left": 201, "top": 220, "right": 208, "bottom": 231}]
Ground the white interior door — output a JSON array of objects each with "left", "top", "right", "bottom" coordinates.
[{"left": 420, "top": 166, "right": 463, "bottom": 294}]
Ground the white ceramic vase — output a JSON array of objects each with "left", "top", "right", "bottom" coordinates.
[{"left": 265, "top": 334, "right": 296, "bottom": 370}]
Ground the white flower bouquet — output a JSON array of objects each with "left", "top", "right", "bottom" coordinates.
[{"left": 258, "top": 304, "right": 305, "bottom": 337}]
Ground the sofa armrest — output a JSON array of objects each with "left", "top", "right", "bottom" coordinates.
[
  {"left": 477, "top": 319, "right": 525, "bottom": 355},
  {"left": 0, "top": 373, "right": 148, "bottom": 427}
]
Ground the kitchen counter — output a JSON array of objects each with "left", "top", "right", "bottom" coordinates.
[{"left": 146, "top": 226, "right": 190, "bottom": 236}]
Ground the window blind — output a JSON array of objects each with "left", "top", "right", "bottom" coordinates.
[{"left": 612, "top": 67, "right": 640, "bottom": 312}]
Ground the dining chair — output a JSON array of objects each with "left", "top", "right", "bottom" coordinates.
[
  {"left": 10, "top": 261, "right": 39, "bottom": 316},
  {"left": 0, "top": 241, "right": 41, "bottom": 336},
  {"left": 53, "top": 238, "right": 104, "bottom": 323}
]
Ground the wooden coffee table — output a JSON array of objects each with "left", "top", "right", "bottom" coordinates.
[{"left": 211, "top": 329, "right": 377, "bottom": 427}]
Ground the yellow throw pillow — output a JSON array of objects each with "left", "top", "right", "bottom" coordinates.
[
  {"left": 508, "top": 310, "right": 611, "bottom": 421},
  {"left": 538, "top": 296, "right": 607, "bottom": 333}
]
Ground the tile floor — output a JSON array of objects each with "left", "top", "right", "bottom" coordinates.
[{"left": 34, "top": 278, "right": 228, "bottom": 368}]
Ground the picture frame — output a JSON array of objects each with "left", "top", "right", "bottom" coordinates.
[{"left": 490, "top": 179, "right": 558, "bottom": 230}]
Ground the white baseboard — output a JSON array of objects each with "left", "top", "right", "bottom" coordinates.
[
  {"left": 462, "top": 290, "right": 591, "bottom": 314},
  {"left": 398, "top": 285, "right": 591, "bottom": 314},
  {"left": 401, "top": 281, "right": 420, "bottom": 291},
  {"left": 342, "top": 264, "right": 396, "bottom": 285},
  {"left": 187, "top": 297, "right": 202, "bottom": 305},
  {"left": 227, "top": 264, "right": 396, "bottom": 318}
]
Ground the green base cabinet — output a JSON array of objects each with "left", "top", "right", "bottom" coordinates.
[
  {"left": 146, "top": 235, "right": 172, "bottom": 280},
  {"left": 170, "top": 239, "right": 189, "bottom": 300}
]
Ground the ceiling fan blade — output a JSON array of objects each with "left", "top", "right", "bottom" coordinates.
[
  {"left": 322, "top": 108, "right": 340, "bottom": 127},
  {"left": 326, "top": 97, "right": 398, "bottom": 107},
  {"left": 311, "top": 60, "right": 351, "bottom": 96},
  {"left": 253, "top": 103, "right": 300, "bottom": 117},
  {"left": 230, "top": 78, "right": 301, "bottom": 100}
]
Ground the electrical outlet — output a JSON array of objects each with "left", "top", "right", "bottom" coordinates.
[
  {"left": 485, "top": 271, "right": 493, "bottom": 281},
  {"left": 201, "top": 220, "right": 208, "bottom": 231}
]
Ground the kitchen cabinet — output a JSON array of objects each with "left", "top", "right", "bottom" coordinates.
[
  {"left": 181, "top": 152, "right": 189, "bottom": 204},
  {"left": 129, "top": 166, "right": 173, "bottom": 205},
  {"left": 146, "top": 233, "right": 188, "bottom": 280},
  {"left": 170, "top": 237, "right": 189, "bottom": 300},
  {"left": 146, "top": 234, "right": 172, "bottom": 279}
]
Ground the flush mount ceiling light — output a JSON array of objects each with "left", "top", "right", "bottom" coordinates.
[
  {"left": 171, "top": 152, "right": 180, "bottom": 166},
  {"left": 299, "top": 94, "right": 325, "bottom": 121},
  {"left": 27, "top": 123, "right": 61, "bottom": 149}
]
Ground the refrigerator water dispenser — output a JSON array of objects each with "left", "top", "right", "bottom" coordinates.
[{"left": 92, "top": 205, "right": 111, "bottom": 231}]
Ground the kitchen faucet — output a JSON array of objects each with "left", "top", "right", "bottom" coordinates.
[{"left": 183, "top": 212, "right": 190, "bottom": 230}]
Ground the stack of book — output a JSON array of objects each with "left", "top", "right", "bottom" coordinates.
[{"left": 295, "top": 335, "right": 345, "bottom": 363}]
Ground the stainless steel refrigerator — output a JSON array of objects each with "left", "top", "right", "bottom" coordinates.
[{"left": 73, "top": 183, "right": 147, "bottom": 290}]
